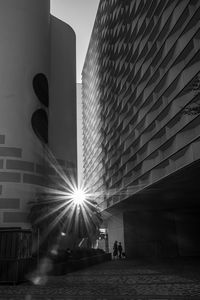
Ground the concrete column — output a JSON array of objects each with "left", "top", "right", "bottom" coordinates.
[
  {"left": 175, "top": 210, "right": 200, "bottom": 256},
  {"left": 49, "top": 16, "right": 77, "bottom": 182}
]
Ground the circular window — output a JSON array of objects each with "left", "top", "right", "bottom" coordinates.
[
  {"left": 31, "top": 109, "right": 48, "bottom": 143},
  {"left": 33, "top": 73, "right": 49, "bottom": 107}
]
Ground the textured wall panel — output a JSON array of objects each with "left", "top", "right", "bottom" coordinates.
[
  {"left": 6, "top": 160, "right": 34, "bottom": 172},
  {"left": 35, "top": 164, "right": 55, "bottom": 176},
  {"left": 0, "top": 135, "right": 5, "bottom": 144},
  {"left": 0, "top": 147, "right": 22, "bottom": 158},
  {"left": 3, "top": 212, "right": 28, "bottom": 223},
  {"left": 0, "top": 172, "right": 21, "bottom": 182},
  {"left": 0, "top": 160, "right": 3, "bottom": 169},
  {"left": 0, "top": 198, "right": 20, "bottom": 209},
  {"left": 23, "top": 173, "right": 47, "bottom": 186}
]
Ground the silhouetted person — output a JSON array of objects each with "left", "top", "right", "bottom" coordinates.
[
  {"left": 66, "top": 248, "right": 71, "bottom": 258},
  {"left": 113, "top": 241, "right": 118, "bottom": 259},
  {"left": 118, "top": 242, "right": 123, "bottom": 259}
]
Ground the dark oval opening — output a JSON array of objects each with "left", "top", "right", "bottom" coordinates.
[
  {"left": 31, "top": 109, "right": 48, "bottom": 144},
  {"left": 33, "top": 73, "right": 49, "bottom": 107}
]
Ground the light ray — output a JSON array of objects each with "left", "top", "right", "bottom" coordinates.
[{"left": 30, "top": 144, "right": 149, "bottom": 252}]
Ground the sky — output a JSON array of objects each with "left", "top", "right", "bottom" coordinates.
[{"left": 50, "top": 0, "right": 100, "bottom": 83}]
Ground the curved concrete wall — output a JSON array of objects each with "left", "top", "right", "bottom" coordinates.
[
  {"left": 49, "top": 16, "right": 77, "bottom": 181},
  {"left": 0, "top": 0, "right": 50, "bottom": 228}
]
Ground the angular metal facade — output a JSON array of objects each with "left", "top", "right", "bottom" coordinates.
[{"left": 82, "top": 0, "right": 200, "bottom": 210}]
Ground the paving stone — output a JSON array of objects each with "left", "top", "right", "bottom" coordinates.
[{"left": 0, "top": 259, "right": 200, "bottom": 299}]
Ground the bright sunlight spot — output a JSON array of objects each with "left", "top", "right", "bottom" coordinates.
[{"left": 72, "top": 188, "right": 86, "bottom": 206}]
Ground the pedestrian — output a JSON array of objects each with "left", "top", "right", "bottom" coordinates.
[
  {"left": 113, "top": 241, "right": 118, "bottom": 259},
  {"left": 118, "top": 242, "right": 123, "bottom": 259}
]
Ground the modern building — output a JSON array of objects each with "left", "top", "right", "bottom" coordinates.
[
  {"left": 77, "top": 83, "right": 84, "bottom": 184},
  {"left": 0, "top": 0, "right": 77, "bottom": 229},
  {"left": 82, "top": 0, "right": 200, "bottom": 257}
]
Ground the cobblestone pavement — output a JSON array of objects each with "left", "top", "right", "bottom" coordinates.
[{"left": 0, "top": 258, "right": 200, "bottom": 299}]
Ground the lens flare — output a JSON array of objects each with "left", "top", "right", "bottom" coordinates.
[
  {"left": 72, "top": 188, "right": 86, "bottom": 206},
  {"left": 28, "top": 145, "right": 104, "bottom": 248}
]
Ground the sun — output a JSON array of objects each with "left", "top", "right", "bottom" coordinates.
[{"left": 71, "top": 188, "right": 86, "bottom": 206}]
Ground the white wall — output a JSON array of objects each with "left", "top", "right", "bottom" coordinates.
[
  {"left": 0, "top": 0, "right": 50, "bottom": 228},
  {"left": 0, "top": 0, "right": 50, "bottom": 159},
  {"left": 49, "top": 16, "right": 77, "bottom": 177},
  {"left": 76, "top": 83, "right": 83, "bottom": 185}
]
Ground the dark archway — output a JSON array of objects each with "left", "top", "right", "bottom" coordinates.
[
  {"left": 31, "top": 109, "right": 48, "bottom": 143},
  {"left": 33, "top": 73, "right": 49, "bottom": 107}
]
